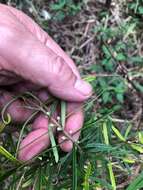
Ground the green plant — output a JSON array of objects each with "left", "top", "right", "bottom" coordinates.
[
  {"left": 50, "top": 0, "right": 82, "bottom": 21},
  {"left": 1, "top": 1, "right": 143, "bottom": 189},
  {"left": 89, "top": 13, "right": 143, "bottom": 104},
  {"left": 128, "top": 0, "right": 143, "bottom": 15}
]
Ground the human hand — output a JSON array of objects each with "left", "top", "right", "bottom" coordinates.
[{"left": 0, "top": 4, "right": 92, "bottom": 161}]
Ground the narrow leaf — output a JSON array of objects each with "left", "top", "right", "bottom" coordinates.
[
  {"left": 82, "top": 162, "right": 92, "bottom": 190},
  {"left": 61, "top": 101, "right": 66, "bottom": 129},
  {"left": 0, "top": 146, "right": 20, "bottom": 163},
  {"left": 127, "top": 171, "right": 143, "bottom": 190},
  {"left": 124, "top": 124, "right": 132, "bottom": 139},
  {"left": 72, "top": 144, "right": 77, "bottom": 190},
  {"left": 130, "top": 143, "right": 143, "bottom": 153},
  {"left": 123, "top": 157, "right": 135, "bottom": 164},
  {"left": 0, "top": 122, "right": 6, "bottom": 133},
  {"left": 108, "top": 162, "right": 116, "bottom": 190},
  {"left": 102, "top": 122, "right": 109, "bottom": 145},
  {"left": 112, "top": 125, "right": 126, "bottom": 142},
  {"left": 48, "top": 126, "right": 59, "bottom": 163},
  {"left": 138, "top": 132, "right": 143, "bottom": 144},
  {"left": 83, "top": 75, "right": 96, "bottom": 82},
  {"left": 16, "top": 111, "right": 38, "bottom": 157}
]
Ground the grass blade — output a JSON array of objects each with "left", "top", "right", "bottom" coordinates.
[
  {"left": 48, "top": 126, "right": 59, "bottom": 163},
  {"left": 0, "top": 122, "right": 7, "bottom": 133},
  {"left": 124, "top": 124, "right": 133, "bottom": 139},
  {"left": 0, "top": 167, "right": 18, "bottom": 182},
  {"left": 72, "top": 144, "right": 77, "bottom": 190},
  {"left": 102, "top": 123, "right": 116, "bottom": 189},
  {"left": 130, "top": 143, "right": 143, "bottom": 153},
  {"left": 16, "top": 170, "right": 26, "bottom": 190},
  {"left": 102, "top": 122, "right": 109, "bottom": 145},
  {"left": 126, "top": 171, "right": 143, "bottom": 190},
  {"left": 16, "top": 111, "right": 39, "bottom": 157},
  {"left": 0, "top": 146, "right": 21, "bottom": 164},
  {"left": 138, "top": 132, "right": 143, "bottom": 144},
  {"left": 83, "top": 162, "right": 92, "bottom": 190},
  {"left": 61, "top": 101, "right": 66, "bottom": 129},
  {"left": 1, "top": 96, "right": 20, "bottom": 125},
  {"left": 112, "top": 125, "right": 126, "bottom": 142},
  {"left": 108, "top": 162, "right": 116, "bottom": 190}
]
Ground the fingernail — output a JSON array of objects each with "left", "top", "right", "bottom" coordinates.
[{"left": 74, "top": 79, "right": 92, "bottom": 96}]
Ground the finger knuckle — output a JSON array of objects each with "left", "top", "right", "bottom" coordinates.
[{"left": 53, "top": 56, "right": 74, "bottom": 80}]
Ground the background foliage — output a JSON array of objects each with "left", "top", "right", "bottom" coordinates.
[{"left": 0, "top": 0, "right": 143, "bottom": 189}]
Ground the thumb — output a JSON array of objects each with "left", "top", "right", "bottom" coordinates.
[{"left": 0, "top": 27, "right": 92, "bottom": 102}]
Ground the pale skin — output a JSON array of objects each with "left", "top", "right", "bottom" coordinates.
[{"left": 0, "top": 4, "right": 92, "bottom": 161}]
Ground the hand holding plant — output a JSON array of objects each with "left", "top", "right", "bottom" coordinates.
[{"left": 0, "top": 4, "right": 92, "bottom": 161}]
